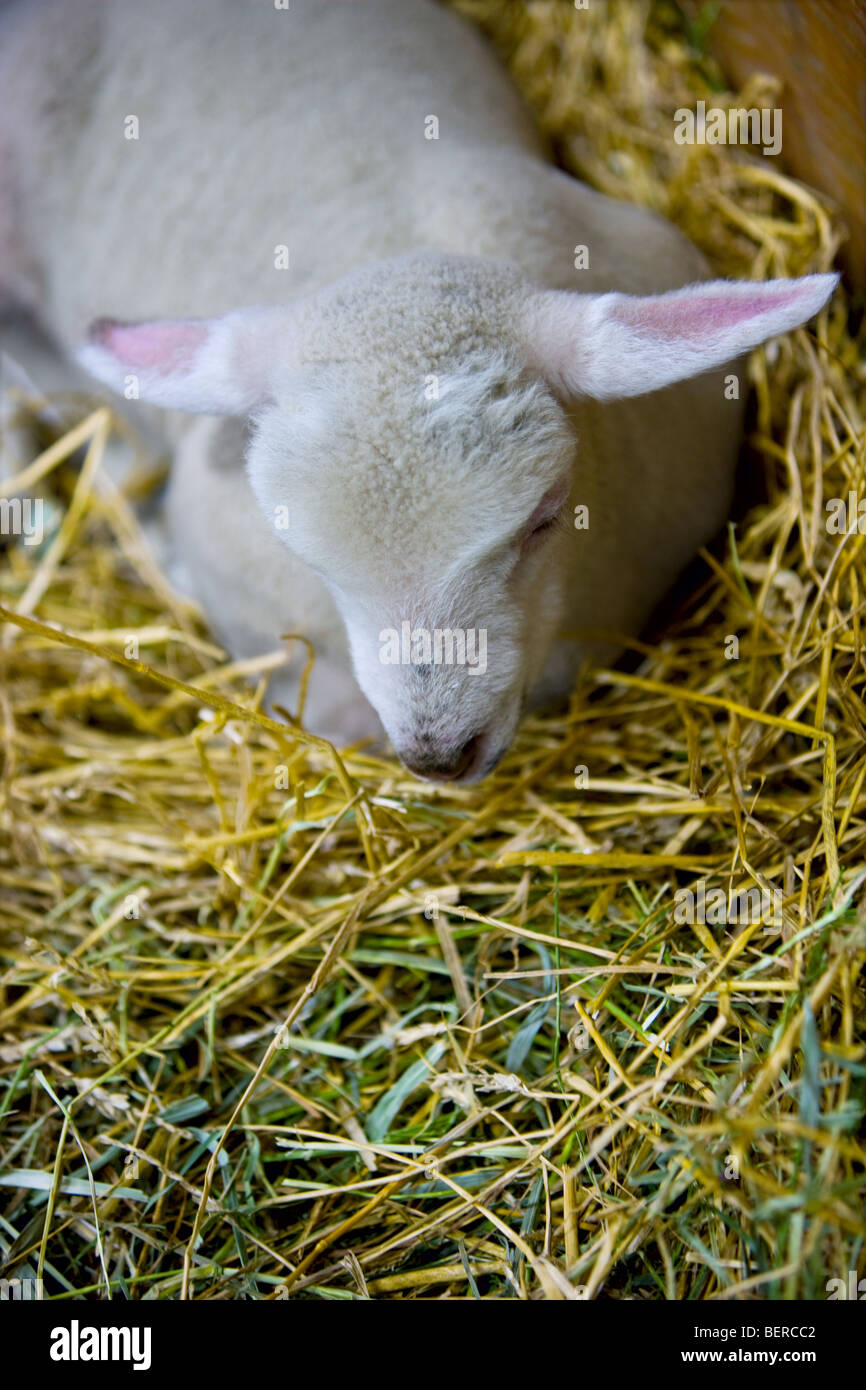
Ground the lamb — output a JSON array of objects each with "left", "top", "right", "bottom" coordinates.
[{"left": 0, "top": 0, "right": 837, "bottom": 781}]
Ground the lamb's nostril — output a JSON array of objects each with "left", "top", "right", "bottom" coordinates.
[
  {"left": 402, "top": 734, "right": 482, "bottom": 782},
  {"left": 442, "top": 734, "right": 481, "bottom": 781}
]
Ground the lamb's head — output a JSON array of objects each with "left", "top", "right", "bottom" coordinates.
[
  {"left": 78, "top": 252, "right": 837, "bottom": 782},
  {"left": 247, "top": 347, "right": 577, "bottom": 782}
]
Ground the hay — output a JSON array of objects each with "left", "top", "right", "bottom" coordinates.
[{"left": 0, "top": 0, "right": 864, "bottom": 1301}]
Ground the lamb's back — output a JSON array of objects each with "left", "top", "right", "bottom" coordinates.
[{"left": 0, "top": 0, "right": 549, "bottom": 340}]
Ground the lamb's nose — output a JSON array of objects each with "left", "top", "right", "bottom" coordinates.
[{"left": 402, "top": 734, "right": 481, "bottom": 782}]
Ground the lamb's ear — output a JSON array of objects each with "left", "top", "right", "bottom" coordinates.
[
  {"left": 76, "top": 307, "right": 289, "bottom": 414},
  {"left": 522, "top": 274, "right": 839, "bottom": 402}
]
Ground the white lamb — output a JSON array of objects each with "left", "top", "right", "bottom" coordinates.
[{"left": 0, "top": 0, "right": 836, "bottom": 780}]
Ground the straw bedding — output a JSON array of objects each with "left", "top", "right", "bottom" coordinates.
[{"left": 0, "top": 0, "right": 863, "bottom": 1299}]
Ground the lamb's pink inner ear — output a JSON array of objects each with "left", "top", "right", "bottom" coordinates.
[
  {"left": 78, "top": 308, "right": 284, "bottom": 415},
  {"left": 608, "top": 284, "right": 819, "bottom": 340},
  {"left": 524, "top": 272, "right": 837, "bottom": 402},
  {"left": 89, "top": 318, "right": 209, "bottom": 372}
]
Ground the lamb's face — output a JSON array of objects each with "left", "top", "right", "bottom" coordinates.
[{"left": 247, "top": 354, "right": 576, "bottom": 781}]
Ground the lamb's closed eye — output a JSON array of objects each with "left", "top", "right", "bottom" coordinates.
[
  {"left": 525, "top": 511, "right": 560, "bottom": 540},
  {"left": 519, "top": 481, "right": 570, "bottom": 550}
]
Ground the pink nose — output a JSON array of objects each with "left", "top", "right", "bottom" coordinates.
[{"left": 401, "top": 735, "right": 481, "bottom": 782}]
